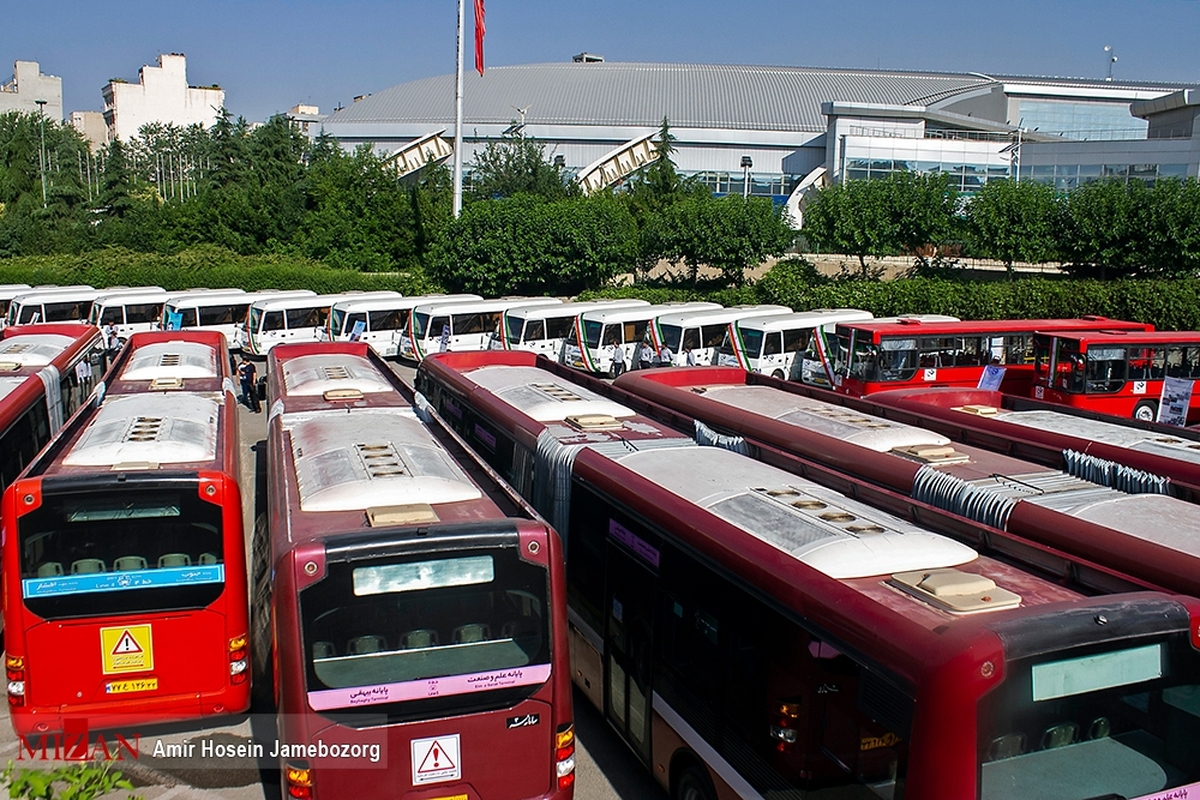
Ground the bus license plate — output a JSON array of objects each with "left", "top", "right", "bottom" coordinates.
[
  {"left": 572, "top": 360, "right": 584, "bottom": 368},
  {"left": 105, "top": 678, "right": 158, "bottom": 694}
]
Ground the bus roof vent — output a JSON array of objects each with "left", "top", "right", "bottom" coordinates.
[
  {"left": 891, "top": 444, "right": 971, "bottom": 464},
  {"left": 322, "top": 365, "right": 351, "bottom": 380},
  {"left": 356, "top": 442, "right": 408, "bottom": 478},
  {"left": 0, "top": 361, "right": 21, "bottom": 372},
  {"left": 532, "top": 382, "right": 583, "bottom": 402},
  {"left": 127, "top": 417, "right": 164, "bottom": 442},
  {"left": 890, "top": 568, "right": 1021, "bottom": 614},
  {"left": 324, "top": 388, "right": 364, "bottom": 401},
  {"left": 957, "top": 404, "right": 1000, "bottom": 416},
  {"left": 158, "top": 353, "right": 182, "bottom": 367},
  {"left": 565, "top": 413, "right": 623, "bottom": 431},
  {"left": 367, "top": 503, "right": 439, "bottom": 527},
  {"left": 149, "top": 377, "right": 184, "bottom": 390}
]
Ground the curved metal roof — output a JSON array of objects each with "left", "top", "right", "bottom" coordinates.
[{"left": 327, "top": 62, "right": 999, "bottom": 133}]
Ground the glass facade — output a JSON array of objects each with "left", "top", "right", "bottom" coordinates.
[
  {"left": 696, "top": 171, "right": 798, "bottom": 201},
  {"left": 1018, "top": 162, "right": 1190, "bottom": 188},
  {"left": 1018, "top": 100, "right": 1148, "bottom": 141}
]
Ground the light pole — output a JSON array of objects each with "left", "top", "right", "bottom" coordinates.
[
  {"left": 740, "top": 155, "right": 753, "bottom": 198},
  {"left": 1104, "top": 45, "right": 1117, "bottom": 82},
  {"left": 34, "top": 98, "right": 47, "bottom": 208}
]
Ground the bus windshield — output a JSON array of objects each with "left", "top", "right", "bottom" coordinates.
[
  {"left": 19, "top": 488, "right": 225, "bottom": 619},
  {"left": 583, "top": 319, "right": 603, "bottom": 348},
  {"left": 329, "top": 308, "right": 347, "bottom": 338},
  {"left": 504, "top": 315, "right": 525, "bottom": 345},
  {"left": 659, "top": 325, "right": 683, "bottom": 352},
  {"left": 978, "top": 635, "right": 1200, "bottom": 800},
  {"left": 301, "top": 548, "right": 551, "bottom": 719},
  {"left": 737, "top": 328, "right": 764, "bottom": 360},
  {"left": 411, "top": 312, "right": 431, "bottom": 338}
]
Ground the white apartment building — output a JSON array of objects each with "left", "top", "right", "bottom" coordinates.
[
  {"left": 102, "top": 53, "right": 224, "bottom": 141},
  {"left": 0, "top": 61, "right": 63, "bottom": 120}
]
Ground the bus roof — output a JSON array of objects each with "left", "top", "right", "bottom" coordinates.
[
  {"left": 11, "top": 287, "right": 98, "bottom": 302},
  {"left": 330, "top": 293, "right": 479, "bottom": 313},
  {"left": 61, "top": 393, "right": 221, "bottom": 467},
  {"left": 733, "top": 308, "right": 873, "bottom": 331},
  {"left": 120, "top": 339, "right": 220, "bottom": 381},
  {"left": 92, "top": 288, "right": 170, "bottom": 306},
  {"left": 502, "top": 298, "right": 649, "bottom": 321},
  {"left": 1040, "top": 329, "right": 1200, "bottom": 346},
  {"left": 250, "top": 292, "right": 397, "bottom": 312},
  {"left": 579, "top": 301, "right": 721, "bottom": 324},
  {"left": 278, "top": 352, "right": 398, "bottom": 397},
  {"left": 653, "top": 304, "right": 790, "bottom": 328},
  {"left": 839, "top": 316, "right": 1152, "bottom": 338},
  {"left": 457, "top": 363, "right": 637, "bottom": 423},
  {"left": 410, "top": 296, "right": 562, "bottom": 316}
]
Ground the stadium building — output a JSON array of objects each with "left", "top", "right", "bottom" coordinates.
[{"left": 315, "top": 58, "right": 1199, "bottom": 216}]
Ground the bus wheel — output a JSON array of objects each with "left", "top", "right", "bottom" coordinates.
[
  {"left": 771, "top": 370, "right": 785, "bottom": 380},
  {"left": 674, "top": 765, "right": 716, "bottom": 800},
  {"left": 1134, "top": 400, "right": 1158, "bottom": 422}
]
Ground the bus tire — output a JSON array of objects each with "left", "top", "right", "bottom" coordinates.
[
  {"left": 771, "top": 370, "right": 785, "bottom": 380},
  {"left": 674, "top": 764, "right": 716, "bottom": 800},
  {"left": 1134, "top": 400, "right": 1158, "bottom": 422}
]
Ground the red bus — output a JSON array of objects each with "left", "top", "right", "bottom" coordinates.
[
  {"left": 0, "top": 324, "right": 107, "bottom": 495},
  {"left": 418, "top": 350, "right": 1200, "bottom": 800},
  {"left": 832, "top": 316, "right": 1152, "bottom": 398},
  {"left": 615, "top": 364, "right": 1200, "bottom": 597},
  {"left": 257, "top": 342, "right": 573, "bottom": 800},
  {"left": 1031, "top": 329, "right": 1200, "bottom": 424},
  {"left": 2, "top": 330, "right": 249, "bottom": 735}
]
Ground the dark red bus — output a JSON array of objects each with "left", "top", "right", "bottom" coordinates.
[
  {"left": 419, "top": 350, "right": 1200, "bottom": 800},
  {"left": 2, "top": 330, "right": 249, "bottom": 734},
  {"left": 258, "top": 342, "right": 574, "bottom": 800}
]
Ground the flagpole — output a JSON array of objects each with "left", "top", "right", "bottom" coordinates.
[{"left": 452, "top": 0, "right": 465, "bottom": 218}]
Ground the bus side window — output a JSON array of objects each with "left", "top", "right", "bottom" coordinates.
[
  {"left": 763, "top": 333, "right": 784, "bottom": 357},
  {"left": 564, "top": 485, "right": 610, "bottom": 636},
  {"left": 525, "top": 319, "right": 546, "bottom": 342},
  {"left": 658, "top": 544, "right": 725, "bottom": 741}
]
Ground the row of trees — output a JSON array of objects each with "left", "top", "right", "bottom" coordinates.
[
  {"left": 803, "top": 172, "right": 1200, "bottom": 279},
  {"left": 0, "top": 112, "right": 796, "bottom": 294}
]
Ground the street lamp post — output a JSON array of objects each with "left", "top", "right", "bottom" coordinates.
[
  {"left": 740, "top": 155, "right": 753, "bottom": 198},
  {"left": 34, "top": 98, "right": 47, "bottom": 208}
]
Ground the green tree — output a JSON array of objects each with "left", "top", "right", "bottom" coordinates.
[
  {"left": 468, "top": 132, "right": 569, "bottom": 201},
  {"left": 802, "top": 179, "right": 896, "bottom": 278},
  {"left": 433, "top": 194, "right": 639, "bottom": 295},
  {"left": 1059, "top": 179, "right": 1147, "bottom": 278},
  {"left": 885, "top": 171, "right": 959, "bottom": 269},
  {"left": 645, "top": 194, "right": 795, "bottom": 285},
  {"left": 1139, "top": 178, "right": 1200, "bottom": 277},
  {"left": 965, "top": 178, "right": 1060, "bottom": 276}
]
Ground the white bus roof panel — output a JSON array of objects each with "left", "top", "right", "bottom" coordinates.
[
  {"left": 654, "top": 304, "right": 790, "bottom": 328},
  {"left": 467, "top": 365, "right": 635, "bottom": 422},
  {"left": 0, "top": 334, "right": 75, "bottom": 367},
  {"left": 281, "top": 353, "right": 397, "bottom": 396},
  {"left": 612, "top": 446, "right": 976, "bottom": 579},
  {"left": 989, "top": 409, "right": 1200, "bottom": 467},
  {"left": 284, "top": 411, "right": 483, "bottom": 511},
  {"left": 695, "top": 385, "right": 951, "bottom": 452},
  {"left": 63, "top": 394, "right": 219, "bottom": 466},
  {"left": 120, "top": 341, "right": 219, "bottom": 381},
  {"left": 0, "top": 376, "right": 28, "bottom": 402},
  {"left": 507, "top": 299, "right": 649, "bottom": 321},
  {"left": 735, "top": 309, "right": 874, "bottom": 331}
]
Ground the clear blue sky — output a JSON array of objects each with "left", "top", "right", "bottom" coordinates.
[{"left": 8, "top": 0, "right": 1200, "bottom": 123}]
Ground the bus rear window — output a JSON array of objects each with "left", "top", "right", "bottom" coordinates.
[
  {"left": 301, "top": 548, "right": 551, "bottom": 719},
  {"left": 18, "top": 487, "right": 225, "bottom": 619},
  {"left": 978, "top": 635, "right": 1200, "bottom": 800}
]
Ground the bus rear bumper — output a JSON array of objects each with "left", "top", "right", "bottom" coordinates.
[{"left": 11, "top": 684, "right": 251, "bottom": 737}]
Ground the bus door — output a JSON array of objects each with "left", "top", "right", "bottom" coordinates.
[{"left": 604, "top": 538, "right": 655, "bottom": 765}]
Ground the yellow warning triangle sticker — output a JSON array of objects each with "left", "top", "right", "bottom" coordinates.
[
  {"left": 417, "top": 740, "right": 457, "bottom": 773},
  {"left": 112, "top": 630, "right": 143, "bottom": 655}
]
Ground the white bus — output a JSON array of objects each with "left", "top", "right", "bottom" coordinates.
[
  {"left": 560, "top": 302, "right": 721, "bottom": 377},
  {"left": 245, "top": 292, "right": 399, "bottom": 357},
  {"left": 489, "top": 299, "right": 649, "bottom": 357},
  {"left": 651, "top": 304, "right": 790, "bottom": 366},
  {"left": 716, "top": 309, "right": 875, "bottom": 382},
  {"left": 7, "top": 287, "right": 99, "bottom": 326},
  {"left": 400, "top": 296, "right": 562, "bottom": 360},
  {"left": 163, "top": 289, "right": 321, "bottom": 349},
  {"left": 326, "top": 293, "right": 481, "bottom": 356},
  {"left": 87, "top": 287, "right": 170, "bottom": 340},
  {"left": 0, "top": 285, "right": 32, "bottom": 327}
]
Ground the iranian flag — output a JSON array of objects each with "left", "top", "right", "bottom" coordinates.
[{"left": 474, "top": 0, "right": 486, "bottom": 75}]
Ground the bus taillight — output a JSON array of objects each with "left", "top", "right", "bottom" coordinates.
[
  {"left": 770, "top": 700, "right": 802, "bottom": 752},
  {"left": 285, "top": 762, "right": 312, "bottom": 799},
  {"left": 229, "top": 636, "right": 249, "bottom": 684},
  {"left": 555, "top": 723, "right": 576, "bottom": 790},
  {"left": 6, "top": 655, "right": 25, "bottom": 707}
]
